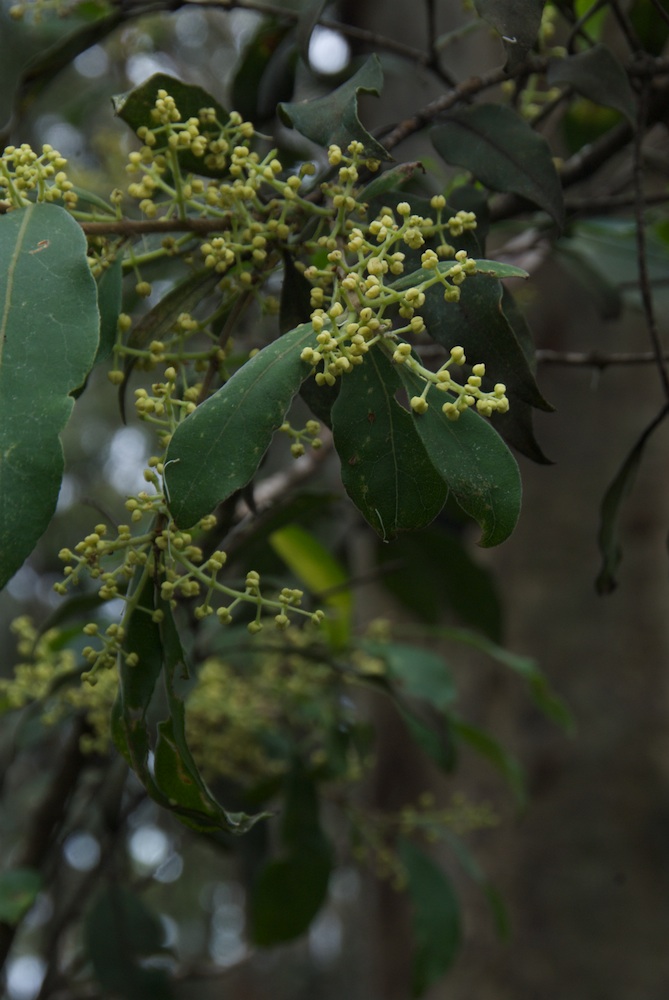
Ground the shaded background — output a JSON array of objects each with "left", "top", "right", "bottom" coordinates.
[{"left": 2, "top": 1, "right": 669, "bottom": 998}]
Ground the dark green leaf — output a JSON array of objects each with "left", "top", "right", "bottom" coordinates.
[
  {"left": 298, "top": 0, "right": 330, "bottom": 66},
  {"left": 85, "top": 886, "right": 172, "bottom": 1000},
  {"left": 279, "top": 54, "right": 391, "bottom": 160},
  {"left": 0, "top": 868, "right": 41, "bottom": 925},
  {"left": 596, "top": 406, "right": 669, "bottom": 594},
  {"left": 399, "top": 706, "right": 456, "bottom": 772},
  {"left": 114, "top": 74, "right": 229, "bottom": 179},
  {"left": 390, "top": 258, "right": 528, "bottom": 293},
  {"left": 379, "top": 526, "right": 503, "bottom": 640},
  {"left": 473, "top": 0, "right": 544, "bottom": 69},
  {"left": 450, "top": 717, "right": 526, "bottom": 805},
  {"left": 432, "top": 105, "right": 564, "bottom": 228},
  {"left": 331, "top": 347, "right": 448, "bottom": 538},
  {"left": 0, "top": 204, "right": 99, "bottom": 589},
  {"left": 553, "top": 244, "right": 621, "bottom": 321},
  {"left": 165, "top": 323, "right": 319, "bottom": 527},
  {"left": 251, "top": 770, "right": 332, "bottom": 944},
  {"left": 442, "top": 830, "right": 509, "bottom": 939},
  {"left": 394, "top": 367, "right": 522, "bottom": 547},
  {"left": 251, "top": 852, "right": 332, "bottom": 944},
  {"left": 280, "top": 253, "right": 313, "bottom": 334},
  {"left": 95, "top": 256, "right": 123, "bottom": 365},
  {"left": 494, "top": 288, "right": 553, "bottom": 464},
  {"left": 231, "top": 20, "right": 296, "bottom": 121},
  {"left": 1, "top": 7, "right": 122, "bottom": 129},
  {"left": 365, "top": 640, "right": 456, "bottom": 711},
  {"left": 414, "top": 269, "right": 552, "bottom": 415},
  {"left": 360, "top": 161, "right": 425, "bottom": 202},
  {"left": 399, "top": 839, "right": 462, "bottom": 997},
  {"left": 548, "top": 44, "right": 636, "bottom": 125}
]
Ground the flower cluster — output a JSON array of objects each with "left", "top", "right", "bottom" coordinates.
[
  {"left": 0, "top": 143, "right": 77, "bottom": 210},
  {"left": 185, "top": 630, "right": 363, "bottom": 786}
]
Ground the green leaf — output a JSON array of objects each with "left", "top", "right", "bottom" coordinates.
[
  {"left": 494, "top": 288, "right": 553, "bottom": 464},
  {"left": 280, "top": 253, "right": 313, "bottom": 334},
  {"left": 95, "top": 256, "right": 123, "bottom": 365},
  {"left": 431, "top": 105, "right": 565, "bottom": 228},
  {"left": 360, "top": 161, "right": 425, "bottom": 202},
  {"left": 399, "top": 839, "right": 462, "bottom": 997},
  {"left": 113, "top": 573, "right": 266, "bottom": 834},
  {"left": 278, "top": 54, "right": 391, "bottom": 160},
  {"left": 473, "top": 0, "right": 544, "bottom": 69},
  {"left": 0, "top": 204, "right": 99, "bottom": 590},
  {"left": 0, "top": 6, "right": 122, "bottom": 129},
  {"left": 165, "top": 323, "right": 319, "bottom": 528},
  {"left": 394, "top": 368, "right": 522, "bottom": 547},
  {"left": 330, "top": 347, "right": 448, "bottom": 538},
  {"left": 366, "top": 641, "right": 456, "bottom": 711},
  {"left": 399, "top": 706, "right": 456, "bottom": 772},
  {"left": 390, "top": 258, "right": 528, "bottom": 292},
  {"left": 113, "top": 74, "right": 229, "bottom": 178},
  {"left": 450, "top": 717, "right": 526, "bottom": 805},
  {"left": 84, "top": 886, "right": 172, "bottom": 1000},
  {"left": 441, "top": 830, "right": 509, "bottom": 939},
  {"left": 0, "top": 868, "right": 42, "bottom": 925},
  {"left": 298, "top": 0, "right": 330, "bottom": 66},
  {"left": 269, "top": 524, "right": 352, "bottom": 648},
  {"left": 548, "top": 44, "right": 636, "bottom": 125},
  {"left": 251, "top": 770, "right": 332, "bottom": 945},
  {"left": 409, "top": 269, "right": 552, "bottom": 415},
  {"left": 379, "top": 526, "right": 503, "bottom": 640},
  {"left": 596, "top": 406, "right": 669, "bottom": 594},
  {"left": 230, "top": 19, "right": 296, "bottom": 121}
]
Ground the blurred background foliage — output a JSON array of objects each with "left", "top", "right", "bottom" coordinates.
[{"left": 2, "top": 1, "right": 669, "bottom": 999}]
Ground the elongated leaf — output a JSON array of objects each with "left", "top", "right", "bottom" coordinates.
[
  {"left": 442, "top": 830, "right": 509, "bottom": 939},
  {"left": 432, "top": 106, "right": 564, "bottom": 228},
  {"left": 0, "top": 204, "right": 99, "bottom": 589},
  {"left": 494, "top": 288, "right": 553, "bottom": 463},
  {"left": 114, "top": 572, "right": 266, "bottom": 834},
  {"left": 270, "top": 524, "right": 352, "bottom": 648},
  {"left": 390, "top": 258, "right": 528, "bottom": 293},
  {"left": 450, "top": 717, "right": 526, "bottom": 805},
  {"left": 596, "top": 406, "right": 669, "bottom": 593},
  {"left": 330, "top": 347, "right": 448, "bottom": 538},
  {"left": 399, "top": 839, "right": 462, "bottom": 997},
  {"left": 0, "top": 7, "right": 122, "bottom": 130},
  {"left": 231, "top": 19, "right": 296, "bottom": 121},
  {"left": 473, "top": 0, "right": 544, "bottom": 69},
  {"left": 279, "top": 54, "right": 391, "bottom": 160},
  {"left": 365, "top": 640, "right": 456, "bottom": 711},
  {"left": 165, "top": 323, "right": 319, "bottom": 527},
  {"left": 548, "top": 44, "right": 636, "bottom": 124},
  {"left": 114, "top": 74, "right": 229, "bottom": 178},
  {"left": 95, "top": 256, "right": 123, "bottom": 365},
  {"left": 298, "top": 0, "right": 330, "bottom": 66},
  {"left": 251, "top": 769, "right": 332, "bottom": 945},
  {"left": 413, "top": 270, "right": 552, "bottom": 415},
  {"left": 360, "top": 161, "right": 425, "bottom": 202},
  {"left": 85, "top": 887, "right": 172, "bottom": 1000},
  {"left": 394, "top": 368, "right": 521, "bottom": 547},
  {"left": 378, "top": 526, "right": 503, "bottom": 640}
]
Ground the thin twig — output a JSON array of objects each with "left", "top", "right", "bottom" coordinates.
[{"left": 650, "top": 0, "right": 669, "bottom": 28}]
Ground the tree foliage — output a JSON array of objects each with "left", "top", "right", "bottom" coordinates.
[{"left": 0, "top": 0, "right": 667, "bottom": 996}]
